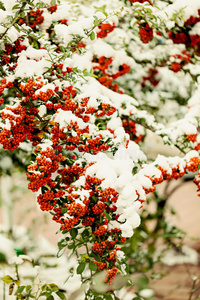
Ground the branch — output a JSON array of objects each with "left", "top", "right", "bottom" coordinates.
[
  {"left": 42, "top": 10, "right": 122, "bottom": 77},
  {"left": 132, "top": 117, "right": 186, "bottom": 154},
  {"left": 0, "top": 4, "right": 25, "bottom": 40}
]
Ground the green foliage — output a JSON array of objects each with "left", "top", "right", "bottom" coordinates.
[{"left": 3, "top": 275, "right": 66, "bottom": 299}]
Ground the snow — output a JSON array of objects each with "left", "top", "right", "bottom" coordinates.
[
  {"left": 71, "top": 52, "right": 93, "bottom": 71},
  {"left": 157, "top": 0, "right": 200, "bottom": 25},
  {"left": 54, "top": 19, "right": 91, "bottom": 45},
  {"left": 1, "top": 0, "right": 16, "bottom": 11},
  {"left": 0, "top": 226, "right": 83, "bottom": 300},
  {"left": 38, "top": 105, "right": 47, "bottom": 117},
  {"left": 9, "top": 255, "right": 24, "bottom": 265},
  {"left": 15, "top": 48, "right": 51, "bottom": 78},
  {"left": 139, "top": 289, "right": 154, "bottom": 298},
  {"left": 6, "top": 26, "right": 20, "bottom": 42},
  {"left": 0, "top": 156, "right": 12, "bottom": 170},
  {"left": 38, "top": 139, "right": 53, "bottom": 151},
  {"left": 54, "top": 109, "right": 86, "bottom": 129},
  {"left": 161, "top": 245, "right": 199, "bottom": 266}
]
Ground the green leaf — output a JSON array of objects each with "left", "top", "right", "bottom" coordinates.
[
  {"left": 90, "top": 31, "right": 95, "bottom": 40},
  {"left": 76, "top": 262, "right": 86, "bottom": 274},
  {"left": 26, "top": 285, "right": 32, "bottom": 292},
  {"left": 70, "top": 228, "right": 78, "bottom": 239},
  {"left": 15, "top": 248, "right": 24, "bottom": 256},
  {"left": 133, "top": 275, "right": 149, "bottom": 290},
  {"left": 59, "top": 46, "right": 66, "bottom": 52},
  {"left": 127, "top": 279, "right": 133, "bottom": 286},
  {"left": 41, "top": 284, "right": 48, "bottom": 291},
  {"left": 68, "top": 242, "right": 75, "bottom": 249},
  {"left": 12, "top": 4, "right": 20, "bottom": 9},
  {"left": 3, "top": 275, "right": 14, "bottom": 284},
  {"left": 61, "top": 207, "right": 68, "bottom": 214},
  {"left": 56, "top": 291, "right": 67, "bottom": 300},
  {"left": 89, "top": 261, "right": 97, "bottom": 272},
  {"left": 81, "top": 254, "right": 90, "bottom": 263},
  {"left": 48, "top": 283, "right": 59, "bottom": 291},
  {"left": 82, "top": 229, "right": 89, "bottom": 241},
  {"left": 15, "top": 286, "right": 25, "bottom": 294},
  {"left": 20, "top": 11, "right": 25, "bottom": 18},
  {"left": 104, "top": 294, "right": 113, "bottom": 300},
  {"left": 39, "top": 121, "right": 48, "bottom": 131},
  {"left": 47, "top": 296, "right": 54, "bottom": 300},
  {"left": 0, "top": 251, "right": 6, "bottom": 263},
  {"left": 14, "top": 280, "right": 20, "bottom": 287}
]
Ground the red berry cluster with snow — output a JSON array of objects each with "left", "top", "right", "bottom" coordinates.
[{"left": 0, "top": 0, "right": 200, "bottom": 291}]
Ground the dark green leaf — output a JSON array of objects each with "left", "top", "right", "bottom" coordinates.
[
  {"left": 15, "top": 286, "right": 25, "bottom": 294},
  {"left": 26, "top": 285, "right": 32, "bottom": 292},
  {"left": 56, "top": 291, "right": 67, "bottom": 300},
  {"left": 47, "top": 296, "right": 54, "bottom": 300},
  {"left": 76, "top": 262, "right": 86, "bottom": 274},
  {"left": 82, "top": 229, "right": 89, "bottom": 241},
  {"left": 39, "top": 121, "right": 48, "bottom": 131},
  {"left": 104, "top": 294, "right": 113, "bottom": 300},
  {"left": 89, "top": 261, "right": 97, "bottom": 271},
  {"left": 68, "top": 242, "right": 75, "bottom": 249},
  {"left": 70, "top": 228, "right": 78, "bottom": 239}
]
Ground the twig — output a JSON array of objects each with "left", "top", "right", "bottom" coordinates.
[
  {"left": 132, "top": 117, "right": 186, "bottom": 154},
  {"left": 42, "top": 10, "right": 122, "bottom": 77},
  {"left": 188, "top": 278, "right": 197, "bottom": 300},
  {"left": 0, "top": 4, "right": 25, "bottom": 40},
  {"left": 165, "top": 179, "right": 184, "bottom": 199}
]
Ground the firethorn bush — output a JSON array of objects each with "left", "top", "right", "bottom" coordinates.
[{"left": 0, "top": 0, "right": 200, "bottom": 299}]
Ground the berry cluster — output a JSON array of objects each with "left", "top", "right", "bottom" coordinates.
[
  {"left": 141, "top": 68, "right": 159, "bottom": 87},
  {"left": 139, "top": 22, "right": 153, "bottom": 44},
  {"left": 122, "top": 119, "right": 143, "bottom": 143},
  {"left": 168, "top": 10, "right": 200, "bottom": 54},
  {"left": 1, "top": 38, "right": 26, "bottom": 66},
  {"left": 29, "top": 9, "right": 44, "bottom": 29},
  {"left": 168, "top": 51, "right": 191, "bottom": 73},
  {"left": 93, "top": 56, "right": 130, "bottom": 93},
  {"left": 97, "top": 23, "right": 116, "bottom": 39}
]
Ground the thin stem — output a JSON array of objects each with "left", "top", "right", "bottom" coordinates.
[
  {"left": 163, "top": 179, "right": 171, "bottom": 196},
  {"left": 15, "top": 264, "right": 20, "bottom": 281},
  {"left": 132, "top": 117, "right": 186, "bottom": 154},
  {"left": 85, "top": 243, "right": 93, "bottom": 278},
  {"left": 188, "top": 278, "right": 197, "bottom": 300},
  {"left": 12, "top": 83, "right": 45, "bottom": 123},
  {"left": 0, "top": 5, "right": 24, "bottom": 40},
  {"left": 42, "top": 10, "right": 121, "bottom": 77},
  {"left": 166, "top": 180, "right": 184, "bottom": 198},
  {"left": 3, "top": 282, "right": 5, "bottom": 300},
  {"left": 193, "top": 285, "right": 200, "bottom": 294},
  {"left": 75, "top": 250, "right": 84, "bottom": 282}
]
